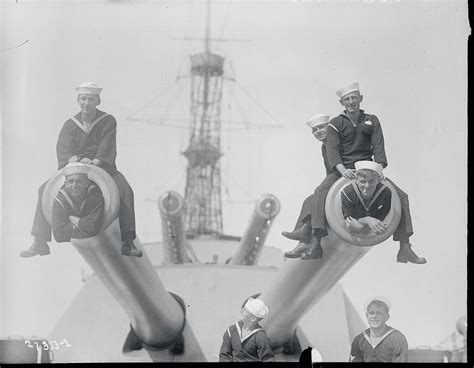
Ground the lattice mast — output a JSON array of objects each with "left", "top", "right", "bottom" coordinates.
[{"left": 182, "top": 0, "right": 224, "bottom": 237}]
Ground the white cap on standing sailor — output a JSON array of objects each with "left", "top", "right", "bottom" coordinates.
[
  {"left": 336, "top": 82, "right": 359, "bottom": 99},
  {"left": 244, "top": 298, "right": 269, "bottom": 319},
  {"left": 306, "top": 114, "right": 330, "bottom": 129},
  {"left": 76, "top": 82, "right": 102, "bottom": 96},
  {"left": 364, "top": 296, "right": 391, "bottom": 313},
  {"left": 354, "top": 160, "right": 383, "bottom": 177}
]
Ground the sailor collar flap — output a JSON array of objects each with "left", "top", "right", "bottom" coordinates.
[
  {"left": 235, "top": 322, "right": 264, "bottom": 343},
  {"left": 56, "top": 185, "right": 97, "bottom": 214},
  {"left": 340, "top": 110, "right": 367, "bottom": 127},
  {"left": 362, "top": 328, "right": 395, "bottom": 349},
  {"left": 71, "top": 111, "right": 109, "bottom": 135},
  {"left": 350, "top": 181, "right": 387, "bottom": 211}
]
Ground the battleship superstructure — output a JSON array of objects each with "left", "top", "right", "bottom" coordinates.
[{"left": 182, "top": 12, "right": 225, "bottom": 238}]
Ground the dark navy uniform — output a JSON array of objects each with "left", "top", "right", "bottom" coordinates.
[
  {"left": 350, "top": 326, "right": 408, "bottom": 362},
  {"left": 341, "top": 181, "right": 391, "bottom": 222},
  {"left": 293, "top": 144, "right": 330, "bottom": 230},
  {"left": 52, "top": 184, "right": 104, "bottom": 242},
  {"left": 219, "top": 322, "right": 275, "bottom": 362},
  {"left": 56, "top": 110, "right": 118, "bottom": 176},
  {"left": 326, "top": 111, "right": 387, "bottom": 171}
]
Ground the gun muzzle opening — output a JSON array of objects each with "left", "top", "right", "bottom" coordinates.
[
  {"left": 42, "top": 163, "right": 120, "bottom": 232},
  {"left": 325, "top": 177, "right": 402, "bottom": 247}
]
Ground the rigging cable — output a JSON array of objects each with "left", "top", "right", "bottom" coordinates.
[
  {"left": 126, "top": 79, "right": 181, "bottom": 120},
  {"left": 219, "top": 0, "right": 233, "bottom": 40},
  {"left": 234, "top": 81, "right": 285, "bottom": 126}
]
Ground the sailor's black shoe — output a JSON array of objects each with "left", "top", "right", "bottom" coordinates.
[
  {"left": 284, "top": 241, "right": 311, "bottom": 258},
  {"left": 281, "top": 223, "right": 312, "bottom": 244},
  {"left": 397, "top": 243, "right": 426, "bottom": 264},
  {"left": 121, "top": 240, "right": 143, "bottom": 258},
  {"left": 20, "top": 241, "right": 50, "bottom": 258},
  {"left": 300, "top": 237, "right": 323, "bottom": 260}
]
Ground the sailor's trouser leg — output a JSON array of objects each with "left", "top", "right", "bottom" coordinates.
[
  {"left": 293, "top": 194, "right": 315, "bottom": 230},
  {"left": 310, "top": 173, "right": 341, "bottom": 238},
  {"left": 113, "top": 171, "right": 136, "bottom": 241},
  {"left": 30, "top": 181, "right": 52, "bottom": 242},
  {"left": 385, "top": 178, "right": 414, "bottom": 242}
]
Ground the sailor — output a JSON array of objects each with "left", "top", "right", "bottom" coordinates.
[
  {"left": 341, "top": 161, "right": 392, "bottom": 235},
  {"left": 219, "top": 298, "right": 275, "bottom": 362},
  {"left": 281, "top": 114, "right": 331, "bottom": 258},
  {"left": 299, "top": 82, "right": 426, "bottom": 263},
  {"left": 52, "top": 165, "right": 104, "bottom": 242},
  {"left": 20, "top": 82, "right": 142, "bottom": 258},
  {"left": 350, "top": 296, "right": 408, "bottom": 362}
]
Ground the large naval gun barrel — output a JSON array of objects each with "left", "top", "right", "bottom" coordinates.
[
  {"left": 229, "top": 194, "right": 281, "bottom": 265},
  {"left": 260, "top": 177, "right": 402, "bottom": 349},
  {"left": 42, "top": 163, "right": 186, "bottom": 351},
  {"left": 158, "top": 191, "right": 191, "bottom": 264}
]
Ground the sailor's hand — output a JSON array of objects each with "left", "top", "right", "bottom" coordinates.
[
  {"left": 80, "top": 158, "right": 92, "bottom": 164},
  {"left": 342, "top": 169, "right": 356, "bottom": 180},
  {"left": 69, "top": 215, "right": 80, "bottom": 228},
  {"left": 68, "top": 156, "right": 80, "bottom": 163},
  {"left": 345, "top": 217, "right": 364, "bottom": 233},
  {"left": 91, "top": 159, "right": 102, "bottom": 166},
  {"left": 365, "top": 218, "right": 387, "bottom": 234},
  {"left": 336, "top": 164, "right": 356, "bottom": 180},
  {"left": 375, "top": 162, "right": 385, "bottom": 181}
]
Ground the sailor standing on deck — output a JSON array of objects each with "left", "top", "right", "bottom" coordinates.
[
  {"left": 296, "top": 82, "right": 426, "bottom": 263},
  {"left": 21, "top": 82, "right": 142, "bottom": 258},
  {"left": 282, "top": 114, "right": 331, "bottom": 258},
  {"left": 219, "top": 298, "right": 275, "bottom": 362},
  {"left": 350, "top": 296, "right": 408, "bottom": 362}
]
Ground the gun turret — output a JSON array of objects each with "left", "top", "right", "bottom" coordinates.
[
  {"left": 229, "top": 194, "right": 280, "bottom": 265},
  {"left": 158, "top": 191, "right": 191, "bottom": 264},
  {"left": 260, "top": 177, "right": 402, "bottom": 350},
  {"left": 42, "top": 164, "right": 186, "bottom": 352}
]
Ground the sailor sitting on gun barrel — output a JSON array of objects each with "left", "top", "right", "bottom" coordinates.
[
  {"left": 282, "top": 113, "right": 331, "bottom": 259},
  {"left": 282, "top": 82, "right": 426, "bottom": 263},
  {"left": 21, "top": 82, "right": 142, "bottom": 258},
  {"left": 341, "top": 161, "right": 391, "bottom": 236},
  {"left": 51, "top": 165, "right": 104, "bottom": 243}
]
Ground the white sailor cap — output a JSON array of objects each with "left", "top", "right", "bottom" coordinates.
[
  {"left": 336, "top": 82, "right": 359, "bottom": 99},
  {"left": 61, "top": 164, "right": 90, "bottom": 177},
  {"left": 354, "top": 160, "right": 383, "bottom": 177},
  {"left": 365, "top": 296, "right": 391, "bottom": 313},
  {"left": 306, "top": 114, "right": 330, "bottom": 129},
  {"left": 244, "top": 298, "right": 269, "bottom": 319},
  {"left": 76, "top": 82, "right": 102, "bottom": 96}
]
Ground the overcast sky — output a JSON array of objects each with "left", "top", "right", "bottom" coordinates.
[{"left": 1, "top": 0, "right": 468, "bottom": 350}]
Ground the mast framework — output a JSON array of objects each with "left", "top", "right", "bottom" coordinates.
[{"left": 182, "top": 2, "right": 225, "bottom": 238}]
